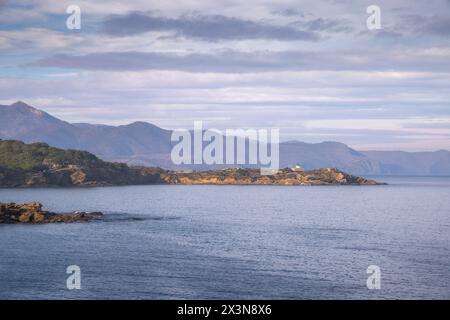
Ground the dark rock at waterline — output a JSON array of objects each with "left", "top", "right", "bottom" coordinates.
[{"left": 0, "top": 202, "right": 103, "bottom": 224}]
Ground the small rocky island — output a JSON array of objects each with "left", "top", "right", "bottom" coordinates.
[{"left": 0, "top": 202, "right": 103, "bottom": 224}]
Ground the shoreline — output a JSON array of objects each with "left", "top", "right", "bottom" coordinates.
[{"left": 0, "top": 167, "right": 384, "bottom": 188}]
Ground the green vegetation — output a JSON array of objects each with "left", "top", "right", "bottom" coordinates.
[{"left": 0, "top": 139, "right": 126, "bottom": 171}]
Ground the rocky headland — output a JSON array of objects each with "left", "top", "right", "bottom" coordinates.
[
  {"left": 161, "top": 167, "right": 380, "bottom": 185},
  {"left": 0, "top": 202, "right": 103, "bottom": 224},
  {"left": 0, "top": 140, "right": 383, "bottom": 187}
]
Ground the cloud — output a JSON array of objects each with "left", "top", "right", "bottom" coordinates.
[
  {"left": 298, "top": 18, "right": 352, "bottom": 33},
  {"left": 2, "top": 0, "right": 450, "bottom": 151},
  {"left": 400, "top": 14, "right": 450, "bottom": 37},
  {"left": 419, "top": 16, "right": 450, "bottom": 36},
  {"left": 102, "top": 12, "right": 320, "bottom": 41},
  {"left": 3, "top": 69, "right": 449, "bottom": 113},
  {"left": 0, "top": 28, "right": 83, "bottom": 50},
  {"left": 2, "top": 65, "right": 450, "bottom": 151},
  {"left": 271, "top": 9, "right": 304, "bottom": 17},
  {"left": 30, "top": 48, "right": 450, "bottom": 73}
]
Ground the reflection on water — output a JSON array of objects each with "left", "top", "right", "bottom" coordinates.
[{"left": 0, "top": 177, "right": 449, "bottom": 299}]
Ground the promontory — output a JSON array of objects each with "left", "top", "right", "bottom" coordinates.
[{"left": 0, "top": 140, "right": 383, "bottom": 187}]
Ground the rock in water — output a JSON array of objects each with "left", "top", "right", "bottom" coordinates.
[{"left": 0, "top": 202, "right": 103, "bottom": 224}]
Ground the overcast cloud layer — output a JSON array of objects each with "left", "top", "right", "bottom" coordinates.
[{"left": 1, "top": 0, "right": 450, "bottom": 151}]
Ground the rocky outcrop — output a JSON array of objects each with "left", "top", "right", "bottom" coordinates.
[
  {"left": 0, "top": 165, "right": 163, "bottom": 187},
  {"left": 160, "top": 167, "right": 382, "bottom": 186},
  {"left": 0, "top": 202, "right": 103, "bottom": 224},
  {"left": 0, "top": 140, "right": 383, "bottom": 187}
]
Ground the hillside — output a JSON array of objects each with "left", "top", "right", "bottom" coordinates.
[
  {"left": 0, "top": 140, "right": 162, "bottom": 187},
  {"left": 0, "top": 139, "right": 108, "bottom": 171}
]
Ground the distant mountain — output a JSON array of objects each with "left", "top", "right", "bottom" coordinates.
[
  {"left": 70, "top": 121, "right": 173, "bottom": 166},
  {"left": 0, "top": 102, "right": 173, "bottom": 167},
  {"left": 0, "top": 101, "right": 79, "bottom": 148},
  {"left": 1, "top": 101, "right": 450, "bottom": 176},
  {"left": 362, "top": 150, "right": 450, "bottom": 176},
  {"left": 279, "top": 141, "right": 380, "bottom": 174}
]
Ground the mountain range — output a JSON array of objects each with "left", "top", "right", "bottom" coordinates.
[{"left": 1, "top": 101, "right": 449, "bottom": 176}]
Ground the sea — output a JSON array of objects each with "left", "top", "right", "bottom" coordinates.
[{"left": 0, "top": 176, "right": 449, "bottom": 299}]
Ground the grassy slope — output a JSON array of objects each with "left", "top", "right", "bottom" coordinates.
[{"left": 0, "top": 139, "right": 126, "bottom": 171}]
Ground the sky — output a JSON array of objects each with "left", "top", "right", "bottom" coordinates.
[{"left": 0, "top": 0, "right": 450, "bottom": 151}]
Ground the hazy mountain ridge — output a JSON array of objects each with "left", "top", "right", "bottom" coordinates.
[
  {"left": 362, "top": 150, "right": 450, "bottom": 176},
  {"left": 1, "top": 101, "right": 449, "bottom": 176},
  {"left": 0, "top": 102, "right": 173, "bottom": 167}
]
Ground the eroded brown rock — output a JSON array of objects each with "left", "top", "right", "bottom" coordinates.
[{"left": 0, "top": 202, "right": 103, "bottom": 224}]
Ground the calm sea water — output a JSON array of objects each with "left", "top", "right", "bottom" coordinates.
[{"left": 0, "top": 176, "right": 449, "bottom": 300}]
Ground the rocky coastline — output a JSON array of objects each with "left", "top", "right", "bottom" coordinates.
[
  {"left": 161, "top": 167, "right": 381, "bottom": 186},
  {"left": 0, "top": 166, "right": 382, "bottom": 187},
  {"left": 0, "top": 140, "right": 383, "bottom": 187}
]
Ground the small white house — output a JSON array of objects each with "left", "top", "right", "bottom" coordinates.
[{"left": 292, "top": 164, "right": 304, "bottom": 172}]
